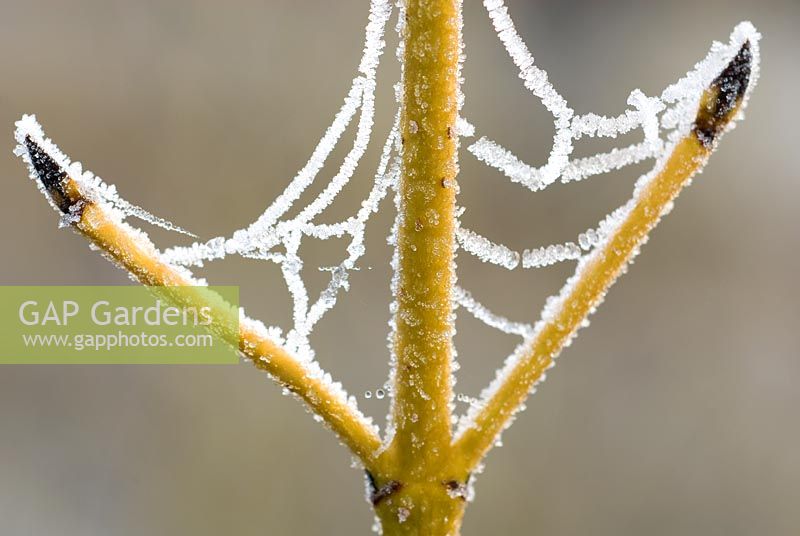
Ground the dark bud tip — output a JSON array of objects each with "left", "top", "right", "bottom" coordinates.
[
  {"left": 693, "top": 41, "right": 753, "bottom": 147},
  {"left": 24, "top": 135, "right": 72, "bottom": 213},
  {"left": 713, "top": 41, "right": 752, "bottom": 115}
]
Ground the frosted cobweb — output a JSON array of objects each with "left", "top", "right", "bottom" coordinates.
[{"left": 13, "top": 0, "right": 760, "bottom": 440}]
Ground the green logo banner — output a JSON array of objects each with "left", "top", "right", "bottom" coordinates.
[{"left": 0, "top": 286, "right": 240, "bottom": 364}]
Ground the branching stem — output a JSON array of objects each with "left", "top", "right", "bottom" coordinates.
[{"left": 17, "top": 4, "right": 754, "bottom": 532}]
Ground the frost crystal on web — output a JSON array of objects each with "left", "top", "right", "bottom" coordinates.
[
  {"left": 160, "top": 0, "right": 396, "bottom": 363},
  {"left": 13, "top": 0, "right": 759, "bottom": 442}
]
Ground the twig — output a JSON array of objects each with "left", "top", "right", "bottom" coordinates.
[
  {"left": 16, "top": 130, "right": 385, "bottom": 471},
  {"left": 451, "top": 42, "right": 754, "bottom": 473}
]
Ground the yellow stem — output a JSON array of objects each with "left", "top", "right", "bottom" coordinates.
[
  {"left": 22, "top": 150, "right": 385, "bottom": 472},
  {"left": 452, "top": 40, "right": 753, "bottom": 473},
  {"left": 387, "top": 0, "right": 462, "bottom": 479}
]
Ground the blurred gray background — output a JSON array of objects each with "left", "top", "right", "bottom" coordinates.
[{"left": 0, "top": 0, "right": 798, "bottom": 534}]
